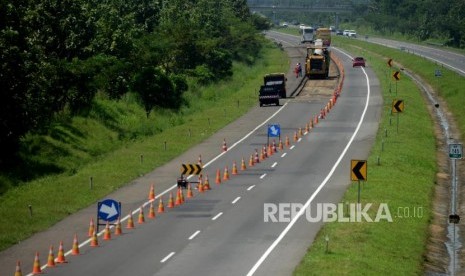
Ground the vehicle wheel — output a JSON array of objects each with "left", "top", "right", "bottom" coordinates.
[
  {"left": 260, "top": 102, "right": 263, "bottom": 107},
  {"left": 275, "top": 101, "right": 280, "bottom": 106}
]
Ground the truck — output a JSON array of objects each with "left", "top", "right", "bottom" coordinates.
[
  {"left": 300, "top": 26, "right": 314, "bottom": 43},
  {"left": 316, "top": 28, "right": 331, "bottom": 46},
  {"left": 305, "top": 44, "right": 330, "bottom": 79},
  {"left": 259, "top": 73, "right": 287, "bottom": 107}
]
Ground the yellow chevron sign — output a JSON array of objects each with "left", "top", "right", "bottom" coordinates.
[
  {"left": 351, "top": 160, "right": 367, "bottom": 181},
  {"left": 181, "top": 164, "right": 202, "bottom": 175}
]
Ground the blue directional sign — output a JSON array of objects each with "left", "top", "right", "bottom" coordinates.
[
  {"left": 268, "top": 124, "right": 281, "bottom": 137},
  {"left": 98, "top": 199, "right": 121, "bottom": 222}
]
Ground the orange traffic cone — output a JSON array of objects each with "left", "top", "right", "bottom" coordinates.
[
  {"left": 222, "top": 139, "right": 228, "bottom": 152},
  {"left": 56, "top": 241, "right": 67, "bottom": 263},
  {"left": 148, "top": 202, "right": 156, "bottom": 219},
  {"left": 254, "top": 149, "right": 260, "bottom": 164},
  {"left": 88, "top": 218, "right": 95, "bottom": 237},
  {"left": 14, "top": 260, "right": 22, "bottom": 276},
  {"left": 241, "top": 157, "right": 247, "bottom": 170},
  {"left": 32, "top": 252, "right": 41, "bottom": 275},
  {"left": 285, "top": 135, "right": 290, "bottom": 147},
  {"left": 305, "top": 123, "right": 309, "bottom": 134},
  {"left": 180, "top": 188, "right": 185, "bottom": 203},
  {"left": 310, "top": 118, "right": 314, "bottom": 129},
  {"left": 272, "top": 140, "right": 277, "bottom": 152},
  {"left": 249, "top": 154, "right": 255, "bottom": 167},
  {"left": 114, "top": 218, "right": 122, "bottom": 236},
  {"left": 103, "top": 221, "right": 111, "bottom": 240},
  {"left": 294, "top": 131, "right": 298, "bottom": 142},
  {"left": 232, "top": 161, "right": 238, "bottom": 175},
  {"left": 314, "top": 115, "right": 318, "bottom": 125},
  {"left": 198, "top": 154, "right": 203, "bottom": 167},
  {"left": 278, "top": 139, "right": 283, "bottom": 150},
  {"left": 215, "top": 169, "right": 221, "bottom": 185},
  {"left": 175, "top": 189, "right": 182, "bottom": 206},
  {"left": 187, "top": 183, "right": 194, "bottom": 198},
  {"left": 260, "top": 147, "right": 265, "bottom": 161},
  {"left": 223, "top": 166, "right": 230, "bottom": 181},
  {"left": 264, "top": 146, "right": 269, "bottom": 158},
  {"left": 167, "top": 192, "right": 175, "bottom": 208},
  {"left": 198, "top": 175, "right": 204, "bottom": 192},
  {"left": 90, "top": 231, "right": 99, "bottom": 247},
  {"left": 299, "top": 127, "right": 303, "bottom": 137},
  {"left": 138, "top": 206, "right": 145, "bottom": 223},
  {"left": 203, "top": 174, "right": 211, "bottom": 190},
  {"left": 47, "top": 245, "right": 55, "bottom": 267},
  {"left": 157, "top": 198, "right": 165, "bottom": 213},
  {"left": 148, "top": 184, "right": 155, "bottom": 201},
  {"left": 126, "top": 212, "right": 135, "bottom": 229},
  {"left": 72, "top": 234, "right": 80, "bottom": 255},
  {"left": 267, "top": 144, "right": 273, "bottom": 156}
]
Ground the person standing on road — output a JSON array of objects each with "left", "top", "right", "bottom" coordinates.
[
  {"left": 294, "top": 63, "right": 299, "bottom": 78},
  {"left": 298, "top": 62, "right": 302, "bottom": 77}
]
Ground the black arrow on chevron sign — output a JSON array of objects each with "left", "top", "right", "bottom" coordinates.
[
  {"left": 181, "top": 164, "right": 202, "bottom": 175},
  {"left": 351, "top": 160, "right": 367, "bottom": 181}
]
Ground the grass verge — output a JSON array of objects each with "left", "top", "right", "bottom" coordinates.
[
  {"left": 0, "top": 41, "right": 289, "bottom": 251},
  {"left": 295, "top": 37, "right": 439, "bottom": 274}
]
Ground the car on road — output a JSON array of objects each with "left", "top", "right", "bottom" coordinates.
[
  {"left": 348, "top": 30, "right": 357, "bottom": 38},
  {"left": 352, "top": 57, "right": 366, "bottom": 67}
]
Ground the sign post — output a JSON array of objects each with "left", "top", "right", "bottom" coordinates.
[
  {"left": 391, "top": 99, "right": 404, "bottom": 133},
  {"left": 267, "top": 124, "right": 281, "bottom": 146},
  {"left": 351, "top": 160, "right": 367, "bottom": 203},
  {"left": 97, "top": 199, "right": 122, "bottom": 232}
]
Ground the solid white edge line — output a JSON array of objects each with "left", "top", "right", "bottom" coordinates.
[
  {"left": 188, "top": 230, "right": 201, "bottom": 240},
  {"left": 232, "top": 197, "right": 241, "bottom": 204},
  {"left": 271, "top": 162, "right": 277, "bottom": 168},
  {"left": 160, "top": 252, "right": 175, "bottom": 263},
  {"left": 260, "top": 174, "right": 266, "bottom": 179},
  {"left": 212, "top": 212, "right": 223, "bottom": 221},
  {"left": 247, "top": 185, "right": 256, "bottom": 191},
  {"left": 246, "top": 47, "right": 371, "bottom": 276}
]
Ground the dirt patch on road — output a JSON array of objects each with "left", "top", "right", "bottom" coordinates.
[{"left": 294, "top": 62, "right": 339, "bottom": 102}]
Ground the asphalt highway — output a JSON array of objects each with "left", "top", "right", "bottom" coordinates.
[{"left": 1, "top": 32, "right": 382, "bottom": 276}]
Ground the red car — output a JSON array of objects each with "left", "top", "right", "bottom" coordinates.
[{"left": 352, "top": 57, "right": 366, "bottom": 67}]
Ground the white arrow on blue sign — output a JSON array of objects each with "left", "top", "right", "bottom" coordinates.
[
  {"left": 98, "top": 199, "right": 121, "bottom": 221},
  {"left": 268, "top": 124, "right": 281, "bottom": 137}
]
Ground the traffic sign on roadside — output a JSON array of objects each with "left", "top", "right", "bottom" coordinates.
[
  {"left": 449, "top": 143, "right": 463, "bottom": 159},
  {"left": 387, "top": 58, "right": 393, "bottom": 67},
  {"left": 268, "top": 124, "right": 281, "bottom": 137},
  {"left": 393, "top": 71, "right": 400, "bottom": 81},
  {"left": 181, "top": 164, "right": 202, "bottom": 175},
  {"left": 98, "top": 199, "right": 121, "bottom": 222},
  {"left": 351, "top": 160, "right": 367, "bottom": 181},
  {"left": 392, "top": 99, "right": 404, "bottom": 113}
]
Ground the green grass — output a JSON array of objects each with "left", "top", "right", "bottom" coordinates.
[
  {"left": 0, "top": 41, "right": 289, "bottom": 251},
  {"left": 294, "top": 37, "right": 444, "bottom": 275}
]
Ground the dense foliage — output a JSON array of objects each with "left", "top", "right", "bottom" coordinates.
[
  {"left": 0, "top": 0, "right": 271, "bottom": 179},
  {"left": 358, "top": 0, "right": 465, "bottom": 47}
]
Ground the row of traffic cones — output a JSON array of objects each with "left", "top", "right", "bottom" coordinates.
[{"left": 24, "top": 234, "right": 81, "bottom": 275}]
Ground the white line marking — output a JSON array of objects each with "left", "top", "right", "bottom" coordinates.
[
  {"left": 281, "top": 153, "right": 287, "bottom": 157},
  {"left": 246, "top": 48, "right": 371, "bottom": 276},
  {"left": 260, "top": 174, "right": 266, "bottom": 179},
  {"left": 188, "top": 230, "right": 201, "bottom": 240},
  {"left": 232, "top": 197, "right": 241, "bottom": 204},
  {"left": 247, "top": 185, "right": 256, "bottom": 191},
  {"left": 212, "top": 212, "right": 223, "bottom": 221},
  {"left": 161, "top": 252, "right": 175, "bottom": 263},
  {"left": 290, "top": 145, "right": 295, "bottom": 150},
  {"left": 298, "top": 138, "right": 302, "bottom": 142},
  {"left": 271, "top": 162, "right": 277, "bottom": 168}
]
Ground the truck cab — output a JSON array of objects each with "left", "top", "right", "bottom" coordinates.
[{"left": 259, "top": 73, "right": 287, "bottom": 107}]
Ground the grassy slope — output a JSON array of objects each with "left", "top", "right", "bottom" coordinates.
[
  {"left": 294, "top": 36, "right": 464, "bottom": 274},
  {"left": 0, "top": 41, "right": 289, "bottom": 251}
]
